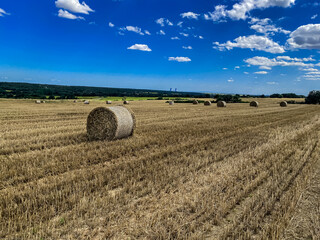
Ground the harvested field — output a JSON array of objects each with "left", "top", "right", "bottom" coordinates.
[{"left": 0, "top": 98, "right": 319, "bottom": 239}]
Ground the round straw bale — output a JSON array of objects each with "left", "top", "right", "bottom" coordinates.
[
  {"left": 87, "top": 106, "right": 136, "bottom": 141},
  {"left": 84, "top": 100, "right": 90, "bottom": 104},
  {"left": 73, "top": 100, "right": 77, "bottom": 103},
  {"left": 41, "top": 101, "right": 45, "bottom": 103},
  {"left": 217, "top": 101, "right": 226, "bottom": 107},
  {"left": 280, "top": 101, "right": 287, "bottom": 107},
  {"left": 169, "top": 101, "right": 174, "bottom": 105},
  {"left": 193, "top": 100, "right": 199, "bottom": 105},
  {"left": 250, "top": 101, "right": 259, "bottom": 107},
  {"left": 204, "top": 101, "right": 211, "bottom": 106},
  {"left": 106, "top": 100, "right": 112, "bottom": 104},
  {"left": 123, "top": 101, "right": 129, "bottom": 105},
  {"left": 35, "top": 100, "right": 41, "bottom": 104}
]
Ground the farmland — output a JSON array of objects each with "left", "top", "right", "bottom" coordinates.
[{"left": 0, "top": 98, "right": 319, "bottom": 239}]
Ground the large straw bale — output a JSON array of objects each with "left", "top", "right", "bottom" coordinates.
[
  {"left": 106, "top": 101, "right": 112, "bottom": 104},
  {"left": 35, "top": 100, "right": 41, "bottom": 104},
  {"left": 123, "top": 101, "right": 129, "bottom": 105},
  {"left": 250, "top": 101, "right": 259, "bottom": 107},
  {"left": 204, "top": 101, "right": 211, "bottom": 106},
  {"left": 280, "top": 101, "right": 288, "bottom": 107},
  {"left": 84, "top": 100, "right": 90, "bottom": 104},
  {"left": 193, "top": 100, "right": 199, "bottom": 105},
  {"left": 217, "top": 101, "right": 226, "bottom": 107},
  {"left": 87, "top": 106, "right": 136, "bottom": 141}
]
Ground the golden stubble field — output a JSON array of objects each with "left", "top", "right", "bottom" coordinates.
[{"left": 0, "top": 98, "right": 319, "bottom": 239}]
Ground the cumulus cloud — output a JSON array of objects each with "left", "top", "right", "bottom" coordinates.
[
  {"left": 0, "top": 8, "right": 10, "bottom": 17},
  {"left": 244, "top": 56, "right": 316, "bottom": 69},
  {"left": 168, "top": 57, "right": 191, "bottom": 62},
  {"left": 171, "top": 37, "right": 180, "bottom": 40},
  {"left": 228, "top": 79, "right": 234, "bottom": 82},
  {"left": 109, "top": 22, "right": 115, "bottom": 27},
  {"left": 205, "top": 0, "right": 295, "bottom": 21},
  {"left": 180, "top": 12, "right": 200, "bottom": 19},
  {"left": 255, "top": 71, "right": 268, "bottom": 74},
  {"left": 287, "top": 24, "right": 320, "bottom": 49},
  {"left": 155, "top": 18, "right": 173, "bottom": 27},
  {"left": 127, "top": 44, "right": 151, "bottom": 52},
  {"left": 55, "top": 0, "right": 94, "bottom": 14},
  {"left": 311, "top": 14, "right": 318, "bottom": 19},
  {"left": 120, "top": 26, "right": 150, "bottom": 36},
  {"left": 213, "top": 35, "right": 285, "bottom": 53},
  {"left": 249, "top": 18, "right": 290, "bottom": 35},
  {"left": 58, "top": 9, "right": 84, "bottom": 20},
  {"left": 157, "top": 30, "right": 166, "bottom": 35},
  {"left": 180, "top": 32, "right": 189, "bottom": 37},
  {"left": 259, "top": 66, "right": 272, "bottom": 70},
  {"left": 182, "top": 46, "right": 192, "bottom": 49}
]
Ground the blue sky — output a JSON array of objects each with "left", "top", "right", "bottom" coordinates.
[{"left": 0, "top": 0, "right": 320, "bottom": 94}]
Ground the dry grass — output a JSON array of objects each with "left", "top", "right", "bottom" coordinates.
[{"left": 0, "top": 98, "right": 319, "bottom": 239}]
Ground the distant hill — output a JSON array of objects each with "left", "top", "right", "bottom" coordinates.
[{"left": 0, "top": 82, "right": 211, "bottom": 99}]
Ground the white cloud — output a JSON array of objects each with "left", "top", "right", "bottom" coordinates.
[
  {"left": 311, "top": 14, "right": 318, "bottom": 20},
  {"left": 276, "top": 56, "right": 315, "bottom": 62},
  {"left": 205, "top": 0, "right": 295, "bottom": 21},
  {"left": 204, "top": 5, "right": 227, "bottom": 21},
  {"left": 126, "top": 26, "right": 144, "bottom": 35},
  {"left": 109, "top": 22, "right": 115, "bottom": 27},
  {"left": 168, "top": 57, "right": 191, "bottom": 62},
  {"left": 214, "top": 35, "right": 285, "bottom": 53},
  {"left": 244, "top": 56, "right": 315, "bottom": 68},
  {"left": 155, "top": 18, "right": 173, "bottom": 27},
  {"left": 259, "top": 66, "right": 272, "bottom": 70},
  {"left": 58, "top": 9, "right": 84, "bottom": 20},
  {"left": 177, "top": 21, "right": 183, "bottom": 27},
  {"left": 157, "top": 30, "right": 166, "bottom": 35},
  {"left": 244, "top": 71, "right": 249, "bottom": 74},
  {"left": 171, "top": 37, "right": 180, "bottom": 40},
  {"left": 267, "top": 81, "right": 278, "bottom": 84},
  {"left": 127, "top": 44, "right": 151, "bottom": 52},
  {"left": 182, "top": 46, "right": 192, "bottom": 50},
  {"left": 180, "top": 32, "right": 189, "bottom": 37},
  {"left": 223, "top": 67, "right": 228, "bottom": 70},
  {"left": 255, "top": 71, "right": 268, "bottom": 74},
  {"left": 301, "top": 68, "right": 318, "bottom": 71},
  {"left": 234, "top": 66, "right": 240, "bottom": 69},
  {"left": 180, "top": 12, "right": 200, "bottom": 20},
  {"left": 227, "top": 79, "right": 234, "bottom": 82},
  {"left": 55, "top": 0, "right": 94, "bottom": 14},
  {"left": 287, "top": 24, "right": 320, "bottom": 49},
  {"left": 199, "top": 36, "right": 204, "bottom": 39},
  {"left": 249, "top": 18, "right": 290, "bottom": 35},
  {"left": 0, "top": 8, "right": 9, "bottom": 17},
  {"left": 120, "top": 26, "right": 149, "bottom": 35}
]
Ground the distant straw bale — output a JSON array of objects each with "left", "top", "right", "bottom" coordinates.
[
  {"left": 84, "top": 100, "right": 90, "bottom": 104},
  {"left": 106, "top": 101, "right": 112, "bottom": 104},
  {"left": 280, "top": 101, "right": 288, "bottom": 107},
  {"left": 73, "top": 100, "right": 77, "bottom": 103},
  {"left": 250, "top": 101, "right": 259, "bottom": 107},
  {"left": 35, "top": 100, "right": 41, "bottom": 104},
  {"left": 169, "top": 101, "right": 174, "bottom": 105},
  {"left": 217, "top": 101, "right": 226, "bottom": 107},
  {"left": 87, "top": 106, "right": 136, "bottom": 141},
  {"left": 123, "top": 101, "right": 129, "bottom": 105},
  {"left": 193, "top": 100, "right": 199, "bottom": 105},
  {"left": 41, "top": 101, "right": 45, "bottom": 104},
  {"left": 204, "top": 101, "right": 211, "bottom": 106}
]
